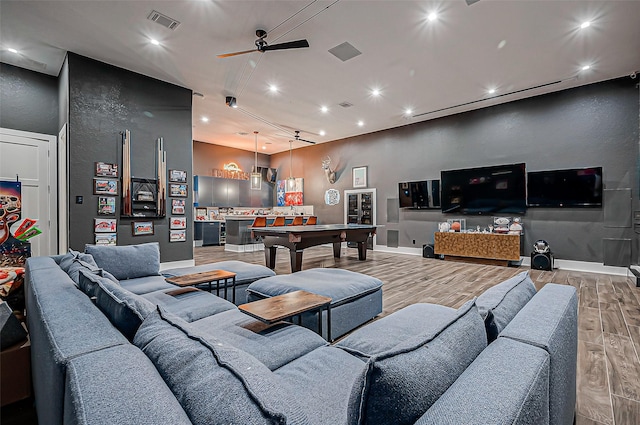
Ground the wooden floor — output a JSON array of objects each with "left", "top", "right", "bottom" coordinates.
[{"left": 196, "top": 244, "right": 640, "bottom": 425}]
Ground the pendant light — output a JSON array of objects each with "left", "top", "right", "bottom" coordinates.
[
  {"left": 287, "top": 140, "right": 296, "bottom": 191},
  {"left": 250, "top": 131, "right": 261, "bottom": 190}
]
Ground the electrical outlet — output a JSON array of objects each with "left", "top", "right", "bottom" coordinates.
[{"left": 413, "top": 239, "right": 416, "bottom": 244}]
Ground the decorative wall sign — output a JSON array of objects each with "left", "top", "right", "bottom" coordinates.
[
  {"left": 171, "top": 199, "right": 185, "bottom": 214},
  {"left": 132, "top": 221, "right": 154, "bottom": 236},
  {"left": 170, "top": 216, "right": 187, "bottom": 229},
  {"left": 95, "top": 233, "right": 117, "bottom": 246},
  {"left": 95, "top": 162, "right": 118, "bottom": 178},
  {"left": 169, "top": 183, "right": 188, "bottom": 197},
  {"left": 94, "top": 179, "right": 118, "bottom": 195},
  {"left": 170, "top": 229, "right": 187, "bottom": 242},
  {"left": 352, "top": 166, "right": 367, "bottom": 188},
  {"left": 98, "top": 197, "right": 116, "bottom": 215},
  {"left": 94, "top": 218, "right": 117, "bottom": 233},
  {"left": 169, "top": 169, "right": 187, "bottom": 183},
  {"left": 324, "top": 189, "right": 340, "bottom": 206}
]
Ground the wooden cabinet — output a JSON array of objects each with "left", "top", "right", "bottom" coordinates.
[{"left": 434, "top": 232, "right": 520, "bottom": 265}]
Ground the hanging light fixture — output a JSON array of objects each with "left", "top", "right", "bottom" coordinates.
[
  {"left": 287, "top": 140, "right": 296, "bottom": 191},
  {"left": 250, "top": 131, "right": 261, "bottom": 190}
]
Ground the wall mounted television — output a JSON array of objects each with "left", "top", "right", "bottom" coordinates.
[
  {"left": 398, "top": 180, "right": 440, "bottom": 209},
  {"left": 440, "top": 163, "right": 527, "bottom": 215},
  {"left": 527, "top": 167, "right": 603, "bottom": 207}
]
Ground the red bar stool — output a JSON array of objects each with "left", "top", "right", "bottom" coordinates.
[
  {"left": 305, "top": 216, "right": 317, "bottom": 225},
  {"left": 289, "top": 216, "right": 304, "bottom": 226},
  {"left": 270, "top": 216, "right": 286, "bottom": 226}
]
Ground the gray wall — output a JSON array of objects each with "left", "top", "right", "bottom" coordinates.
[
  {"left": 269, "top": 78, "right": 639, "bottom": 263},
  {"left": 66, "top": 53, "right": 193, "bottom": 263},
  {"left": 0, "top": 62, "right": 58, "bottom": 135}
]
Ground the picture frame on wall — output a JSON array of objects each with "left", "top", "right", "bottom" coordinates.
[
  {"left": 171, "top": 199, "right": 185, "bottom": 214},
  {"left": 352, "top": 166, "right": 368, "bottom": 188},
  {"left": 94, "top": 179, "right": 118, "bottom": 195},
  {"left": 169, "top": 183, "right": 188, "bottom": 197},
  {"left": 95, "top": 233, "right": 117, "bottom": 246},
  {"left": 170, "top": 216, "right": 187, "bottom": 229},
  {"left": 170, "top": 229, "right": 187, "bottom": 242},
  {"left": 169, "top": 169, "right": 187, "bottom": 183},
  {"left": 97, "top": 196, "right": 116, "bottom": 215},
  {"left": 95, "top": 162, "right": 118, "bottom": 178},
  {"left": 132, "top": 221, "right": 154, "bottom": 236},
  {"left": 94, "top": 218, "right": 117, "bottom": 233}
]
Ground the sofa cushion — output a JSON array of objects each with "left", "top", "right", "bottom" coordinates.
[
  {"left": 118, "top": 275, "right": 176, "bottom": 295},
  {"left": 85, "top": 242, "right": 161, "bottom": 280},
  {"left": 133, "top": 307, "right": 309, "bottom": 425},
  {"left": 58, "top": 249, "right": 118, "bottom": 285},
  {"left": 342, "top": 300, "right": 487, "bottom": 425},
  {"left": 141, "top": 288, "right": 236, "bottom": 322},
  {"left": 79, "top": 270, "right": 155, "bottom": 340},
  {"left": 161, "top": 260, "right": 276, "bottom": 285},
  {"left": 476, "top": 271, "right": 537, "bottom": 342}
]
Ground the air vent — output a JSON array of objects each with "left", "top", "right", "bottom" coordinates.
[
  {"left": 465, "top": 0, "right": 481, "bottom": 5},
  {"left": 147, "top": 10, "right": 180, "bottom": 30},
  {"left": 236, "top": 132, "right": 249, "bottom": 136},
  {"left": 328, "top": 42, "right": 362, "bottom": 62},
  {"left": 338, "top": 101, "right": 354, "bottom": 108}
]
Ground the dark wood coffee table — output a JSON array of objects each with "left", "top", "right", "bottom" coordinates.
[
  {"left": 238, "top": 290, "right": 332, "bottom": 341},
  {"left": 165, "top": 270, "right": 237, "bottom": 303}
]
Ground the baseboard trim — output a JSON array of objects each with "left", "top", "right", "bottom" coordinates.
[
  {"left": 160, "top": 259, "right": 195, "bottom": 271},
  {"left": 224, "top": 243, "right": 265, "bottom": 253}
]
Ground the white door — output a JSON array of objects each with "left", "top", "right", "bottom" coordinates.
[{"left": 0, "top": 128, "right": 57, "bottom": 257}]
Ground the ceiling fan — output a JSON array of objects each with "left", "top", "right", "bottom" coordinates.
[
  {"left": 291, "top": 130, "right": 316, "bottom": 145},
  {"left": 217, "top": 29, "right": 309, "bottom": 58}
]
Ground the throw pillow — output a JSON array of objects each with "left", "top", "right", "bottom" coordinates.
[
  {"left": 59, "top": 249, "right": 100, "bottom": 285},
  {"left": 85, "top": 242, "right": 161, "bottom": 280},
  {"left": 476, "top": 271, "right": 537, "bottom": 342}
]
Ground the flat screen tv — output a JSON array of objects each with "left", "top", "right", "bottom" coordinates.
[
  {"left": 398, "top": 180, "right": 440, "bottom": 209},
  {"left": 441, "top": 163, "right": 527, "bottom": 215},
  {"left": 527, "top": 167, "right": 603, "bottom": 207}
]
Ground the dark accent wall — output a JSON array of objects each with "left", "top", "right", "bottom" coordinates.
[
  {"left": 66, "top": 53, "right": 193, "bottom": 263},
  {"left": 0, "top": 62, "right": 58, "bottom": 135},
  {"left": 269, "top": 78, "right": 639, "bottom": 263}
]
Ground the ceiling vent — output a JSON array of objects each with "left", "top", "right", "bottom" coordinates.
[
  {"left": 338, "top": 101, "right": 354, "bottom": 108},
  {"left": 328, "top": 42, "right": 362, "bottom": 62},
  {"left": 465, "top": 0, "right": 482, "bottom": 5},
  {"left": 147, "top": 10, "right": 180, "bottom": 30}
]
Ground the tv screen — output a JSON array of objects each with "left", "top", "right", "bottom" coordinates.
[
  {"left": 441, "top": 163, "right": 526, "bottom": 215},
  {"left": 399, "top": 180, "right": 440, "bottom": 209},
  {"left": 527, "top": 167, "right": 603, "bottom": 207}
]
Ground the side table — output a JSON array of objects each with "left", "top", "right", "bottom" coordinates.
[{"left": 165, "top": 270, "right": 237, "bottom": 303}]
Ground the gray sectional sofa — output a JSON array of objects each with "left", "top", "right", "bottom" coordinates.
[{"left": 25, "top": 242, "right": 577, "bottom": 425}]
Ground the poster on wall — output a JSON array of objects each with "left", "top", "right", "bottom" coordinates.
[
  {"left": 276, "top": 180, "right": 286, "bottom": 207},
  {"left": 284, "top": 178, "right": 304, "bottom": 206},
  {"left": 0, "top": 180, "right": 31, "bottom": 300}
]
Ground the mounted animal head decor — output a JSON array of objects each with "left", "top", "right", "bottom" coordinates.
[{"left": 321, "top": 156, "right": 337, "bottom": 184}]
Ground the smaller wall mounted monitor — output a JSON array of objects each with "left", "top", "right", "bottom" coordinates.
[
  {"left": 398, "top": 180, "right": 441, "bottom": 209},
  {"left": 527, "top": 167, "right": 603, "bottom": 207}
]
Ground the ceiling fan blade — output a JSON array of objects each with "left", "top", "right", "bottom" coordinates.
[
  {"left": 263, "top": 39, "right": 309, "bottom": 52},
  {"left": 217, "top": 48, "right": 259, "bottom": 58}
]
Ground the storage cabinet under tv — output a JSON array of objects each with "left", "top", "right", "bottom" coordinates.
[{"left": 434, "top": 232, "right": 520, "bottom": 266}]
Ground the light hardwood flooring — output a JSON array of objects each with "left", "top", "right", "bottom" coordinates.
[{"left": 195, "top": 244, "right": 640, "bottom": 425}]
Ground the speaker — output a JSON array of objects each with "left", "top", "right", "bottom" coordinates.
[
  {"left": 0, "top": 302, "right": 28, "bottom": 350},
  {"left": 423, "top": 244, "right": 435, "bottom": 258},
  {"left": 531, "top": 252, "right": 554, "bottom": 271}
]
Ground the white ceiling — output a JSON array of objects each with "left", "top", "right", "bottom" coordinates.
[{"left": 1, "top": 1, "right": 639, "bottom": 154}]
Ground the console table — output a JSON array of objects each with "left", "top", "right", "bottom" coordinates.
[{"left": 434, "top": 232, "right": 521, "bottom": 266}]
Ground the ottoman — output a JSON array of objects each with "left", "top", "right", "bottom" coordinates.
[
  {"left": 161, "top": 261, "right": 276, "bottom": 305},
  {"left": 246, "top": 268, "right": 383, "bottom": 341}
]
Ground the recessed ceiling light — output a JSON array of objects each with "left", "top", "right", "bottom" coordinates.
[
  {"left": 580, "top": 21, "right": 591, "bottom": 29},
  {"left": 319, "top": 130, "right": 326, "bottom": 136},
  {"left": 487, "top": 88, "right": 496, "bottom": 94},
  {"left": 371, "top": 89, "right": 381, "bottom": 97},
  {"left": 269, "top": 85, "right": 278, "bottom": 93},
  {"left": 581, "top": 65, "right": 591, "bottom": 71},
  {"left": 357, "top": 120, "right": 364, "bottom": 127},
  {"left": 427, "top": 12, "right": 438, "bottom": 22},
  {"left": 262, "top": 146, "right": 267, "bottom": 150},
  {"left": 404, "top": 108, "right": 413, "bottom": 116},
  {"left": 320, "top": 106, "right": 328, "bottom": 113},
  {"left": 149, "top": 38, "right": 161, "bottom": 46},
  {"left": 201, "top": 116, "right": 209, "bottom": 123},
  {"left": 8, "top": 48, "right": 18, "bottom": 54}
]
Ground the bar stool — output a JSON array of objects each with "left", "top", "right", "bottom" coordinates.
[
  {"left": 248, "top": 216, "right": 267, "bottom": 243},
  {"left": 270, "top": 216, "right": 286, "bottom": 226},
  {"left": 305, "top": 216, "right": 317, "bottom": 225},
  {"left": 289, "top": 216, "right": 304, "bottom": 226}
]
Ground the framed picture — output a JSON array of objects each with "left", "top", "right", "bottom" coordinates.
[
  {"left": 169, "top": 169, "right": 187, "bottom": 183},
  {"left": 94, "top": 178, "right": 118, "bottom": 195},
  {"left": 169, "top": 183, "right": 188, "bottom": 197},
  {"left": 97, "top": 196, "right": 116, "bottom": 215},
  {"left": 170, "top": 216, "right": 187, "bottom": 229},
  {"left": 94, "top": 218, "right": 117, "bottom": 233},
  {"left": 170, "top": 229, "right": 186, "bottom": 242},
  {"left": 352, "top": 166, "right": 368, "bottom": 188},
  {"left": 95, "top": 233, "right": 117, "bottom": 246},
  {"left": 95, "top": 162, "right": 118, "bottom": 178},
  {"left": 171, "top": 199, "right": 185, "bottom": 214},
  {"left": 132, "top": 221, "right": 154, "bottom": 236}
]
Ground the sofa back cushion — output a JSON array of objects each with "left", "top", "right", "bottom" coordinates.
[
  {"left": 58, "top": 249, "right": 118, "bottom": 285},
  {"left": 85, "top": 242, "right": 161, "bottom": 280},
  {"left": 349, "top": 300, "right": 487, "bottom": 425},
  {"left": 133, "top": 307, "right": 308, "bottom": 425},
  {"left": 78, "top": 270, "right": 154, "bottom": 340},
  {"left": 476, "top": 271, "right": 537, "bottom": 342}
]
